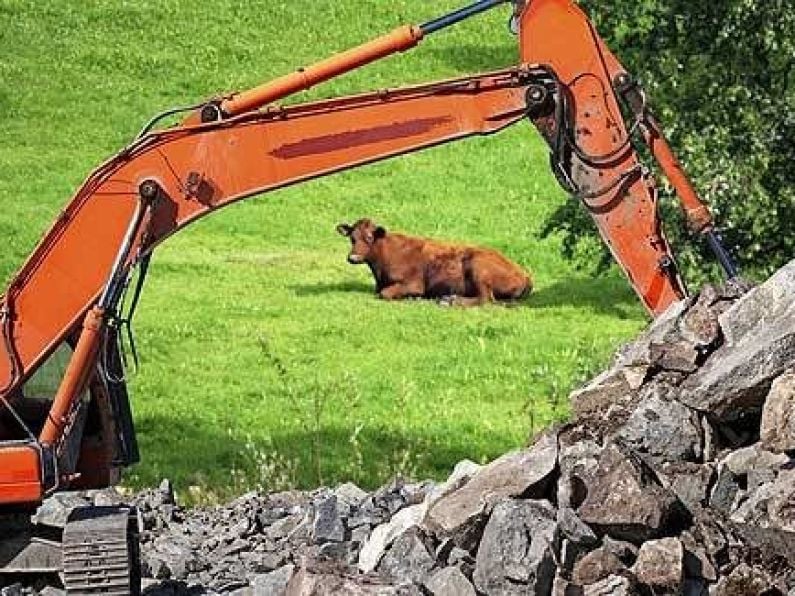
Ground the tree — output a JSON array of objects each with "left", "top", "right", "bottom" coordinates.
[{"left": 543, "top": 0, "right": 795, "bottom": 283}]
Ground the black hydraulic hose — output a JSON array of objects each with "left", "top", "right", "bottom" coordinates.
[
  {"left": 705, "top": 230, "right": 739, "bottom": 279},
  {"left": 420, "top": 0, "right": 508, "bottom": 35}
]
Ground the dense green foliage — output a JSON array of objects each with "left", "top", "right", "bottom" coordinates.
[
  {"left": 544, "top": 0, "right": 795, "bottom": 283},
  {"left": 0, "top": 1, "right": 649, "bottom": 501}
]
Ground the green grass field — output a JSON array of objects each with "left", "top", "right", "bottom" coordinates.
[{"left": 0, "top": 1, "right": 646, "bottom": 500}]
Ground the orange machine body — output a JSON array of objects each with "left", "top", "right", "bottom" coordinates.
[
  {"left": 0, "top": 0, "right": 719, "bottom": 504},
  {"left": 0, "top": 444, "right": 43, "bottom": 505}
]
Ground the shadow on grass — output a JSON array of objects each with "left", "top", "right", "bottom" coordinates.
[
  {"left": 523, "top": 275, "right": 642, "bottom": 318},
  {"left": 290, "top": 275, "right": 641, "bottom": 318},
  {"left": 291, "top": 280, "right": 373, "bottom": 297},
  {"left": 428, "top": 43, "right": 518, "bottom": 74},
  {"left": 131, "top": 413, "right": 517, "bottom": 495}
]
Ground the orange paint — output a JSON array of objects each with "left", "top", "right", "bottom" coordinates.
[
  {"left": 222, "top": 26, "right": 423, "bottom": 116},
  {"left": 0, "top": 444, "right": 42, "bottom": 505}
]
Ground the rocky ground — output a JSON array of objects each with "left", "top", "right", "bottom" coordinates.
[{"left": 4, "top": 260, "right": 795, "bottom": 595}]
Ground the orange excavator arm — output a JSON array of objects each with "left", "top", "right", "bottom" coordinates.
[{"left": 0, "top": 0, "right": 737, "bottom": 502}]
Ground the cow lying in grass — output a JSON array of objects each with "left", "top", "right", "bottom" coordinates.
[{"left": 336, "top": 218, "right": 532, "bottom": 306}]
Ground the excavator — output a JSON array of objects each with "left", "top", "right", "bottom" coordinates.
[{"left": 0, "top": 0, "right": 739, "bottom": 592}]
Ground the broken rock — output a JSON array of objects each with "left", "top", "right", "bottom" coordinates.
[
  {"left": 577, "top": 444, "right": 684, "bottom": 542},
  {"left": 680, "top": 263, "right": 795, "bottom": 422},
  {"left": 761, "top": 370, "right": 795, "bottom": 453},
  {"left": 572, "top": 547, "right": 626, "bottom": 586},
  {"left": 377, "top": 527, "right": 435, "bottom": 584},
  {"left": 424, "top": 430, "right": 558, "bottom": 549},
  {"left": 473, "top": 499, "right": 559, "bottom": 595},
  {"left": 630, "top": 537, "right": 684, "bottom": 591},
  {"left": 423, "top": 566, "right": 476, "bottom": 596},
  {"left": 582, "top": 575, "right": 636, "bottom": 596},
  {"left": 358, "top": 503, "right": 424, "bottom": 573},
  {"left": 616, "top": 385, "right": 702, "bottom": 462}
]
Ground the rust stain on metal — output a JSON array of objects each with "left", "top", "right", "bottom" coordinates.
[{"left": 269, "top": 116, "right": 454, "bottom": 159}]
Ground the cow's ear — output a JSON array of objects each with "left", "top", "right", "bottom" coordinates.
[
  {"left": 374, "top": 226, "right": 386, "bottom": 240},
  {"left": 336, "top": 223, "right": 353, "bottom": 237}
]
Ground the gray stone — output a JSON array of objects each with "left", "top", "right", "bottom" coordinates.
[
  {"left": 708, "top": 465, "right": 741, "bottom": 514},
  {"left": 88, "top": 487, "right": 125, "bottom": 507},
  {"left": 711, "top": 562, "right": 782, "bottom": 596},
  {"left": 631, "top": 537, "right": 684, "bottom": 590},
  {"left": 358, "top": 503, "right": 424, "bottom": 573},
  {"left": 151, "top": 535, "right": 205, "bottom": 580},
  {"left": 701, "top": 417, "right": 719, "bottom": 462},
  {"left": 615, "top": 297, "right": 694, "bottom": 382},
  {"left": 767, "top": 468, "right": 795, "bottom": 532},
  {"left": 557, "top": 438, "right": 602, "bottom": 509},
  {"left": 681, "top": 532, "right": 717, "bottom": 583},
  {"left": 377, "top": 527, "right": 435, "bottom": 584},
  {"left": 719, "top": 260, "right": 795, "bottom": 346},
  {"left": 560, "top": 539, "right": 581, "bottom": 573},
  {"left": 730, "top": 481, "right": 777, "bottom": 525},
  {"left": 657, "top": 462, "right": 715, "bottom": 511},
  {"left": 424, "top": 460, "right": 482, "bottom": 507},
  {"left": 266, "top": 513, "right": 303, "bottom": 541},
  {"left": 679, "top": 286, "right": 723, "bottom": 350},
  {"left": 577, "top": 444, "right": 683, "bottom": 542},
  {"left": 601, "top": 536, "right": 638, "bottom": 566},
  {"left": 721, "top": 444, "right": 789, "bottom": 476},
  {"left": 616, "top": 386, "right": 702, "bottom": 462},
  {"left": 250, "top": 551, "right": 285, "bottom": 573},
  {"left": 761, "top": 370, "right": 795, "bottom": 453},
  {"left": 285, "top": 566, "right": 412, "bottom": 595},
  {"left": 582, "top": 575, "right": 636, "bottom": 596},
  {"left": 748, "top": 468, "right": 777, "bottom": 492},
  {"left": 557, "top": 507, "right": 598, "bottom": 547},
  {"left": 572, "top": 548, "right": 626, "bottom": 586},
  {"left": 552, "top": 574, "right": 583, "bottom": 596},
  {"left": 312, "top": 495, "right": 345, "bottom": 544},
  {"left": 423, "top": 566, "right": 476, "bottom": 596},
  {"left": 447, "top": 546, "right": 474, "bottom": 568},
  {"left": 425, "top": 431, "right": 558, "bottom": 548},
  {"left": 251, "top": 564, "right": 294, "bottom": 596},
  {"left": 334, "top": 482, "right": 368, "bottom": 507},
  {"left": 680, "top": 263, "right": 795, "bottom": 421},
  {"left": 31, "top": 493, "right": 91, "bottom": 529},
  {"left": 570, "top": 367, "right": 635, "bottom": 420},
  {"left": 473, "top": 499, "right": 558, "bottom": 595}
]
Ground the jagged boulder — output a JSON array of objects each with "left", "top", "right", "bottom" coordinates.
[
  {"left": 473, "top": 499, "right": 559, "bottom": 595},
  {"left": 577, "top": 443, "right": 685, "bottom": 542},
  {"left": 761, "top": 370, "right": 795, "bottom": 453},
  {"left": 424, "top": 430, "right": 557, "bottom": 549},
  {"left": 680, "top": 262, "right": 795, "bottom": 421},
  {"left": 630, "top": 537, "right": 684, "bottom": 591}
]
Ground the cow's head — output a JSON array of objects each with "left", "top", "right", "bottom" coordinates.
[{"left": 336, "top": 218, "right": 386, "bottom": 264}]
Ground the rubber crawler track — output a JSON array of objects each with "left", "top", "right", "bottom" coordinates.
[{"left": 62, "top": 506, "right": 140, "bottom": 595}]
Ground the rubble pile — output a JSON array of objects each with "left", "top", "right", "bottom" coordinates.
[{"left": 6, "top": 259, "right": 795, "bottom": 595}]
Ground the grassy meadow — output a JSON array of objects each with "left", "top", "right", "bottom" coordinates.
[{"left": 0, "top": 1, "right": 647, "bottom": 500}]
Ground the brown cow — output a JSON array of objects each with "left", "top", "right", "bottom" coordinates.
[{"left": 336, "top": 218, "right": 532, "bottom": 306}]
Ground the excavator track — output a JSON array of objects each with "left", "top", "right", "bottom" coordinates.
[{"left": 62, "top": 506, "right": 140, "bottom": 595}]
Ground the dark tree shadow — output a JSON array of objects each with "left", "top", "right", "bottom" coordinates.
[
  {"left": 291, "top": 280, "right": 373, "bottom": 297},
  {"left": 130, "top": 413, "right": 517, "bottom": 494}
]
